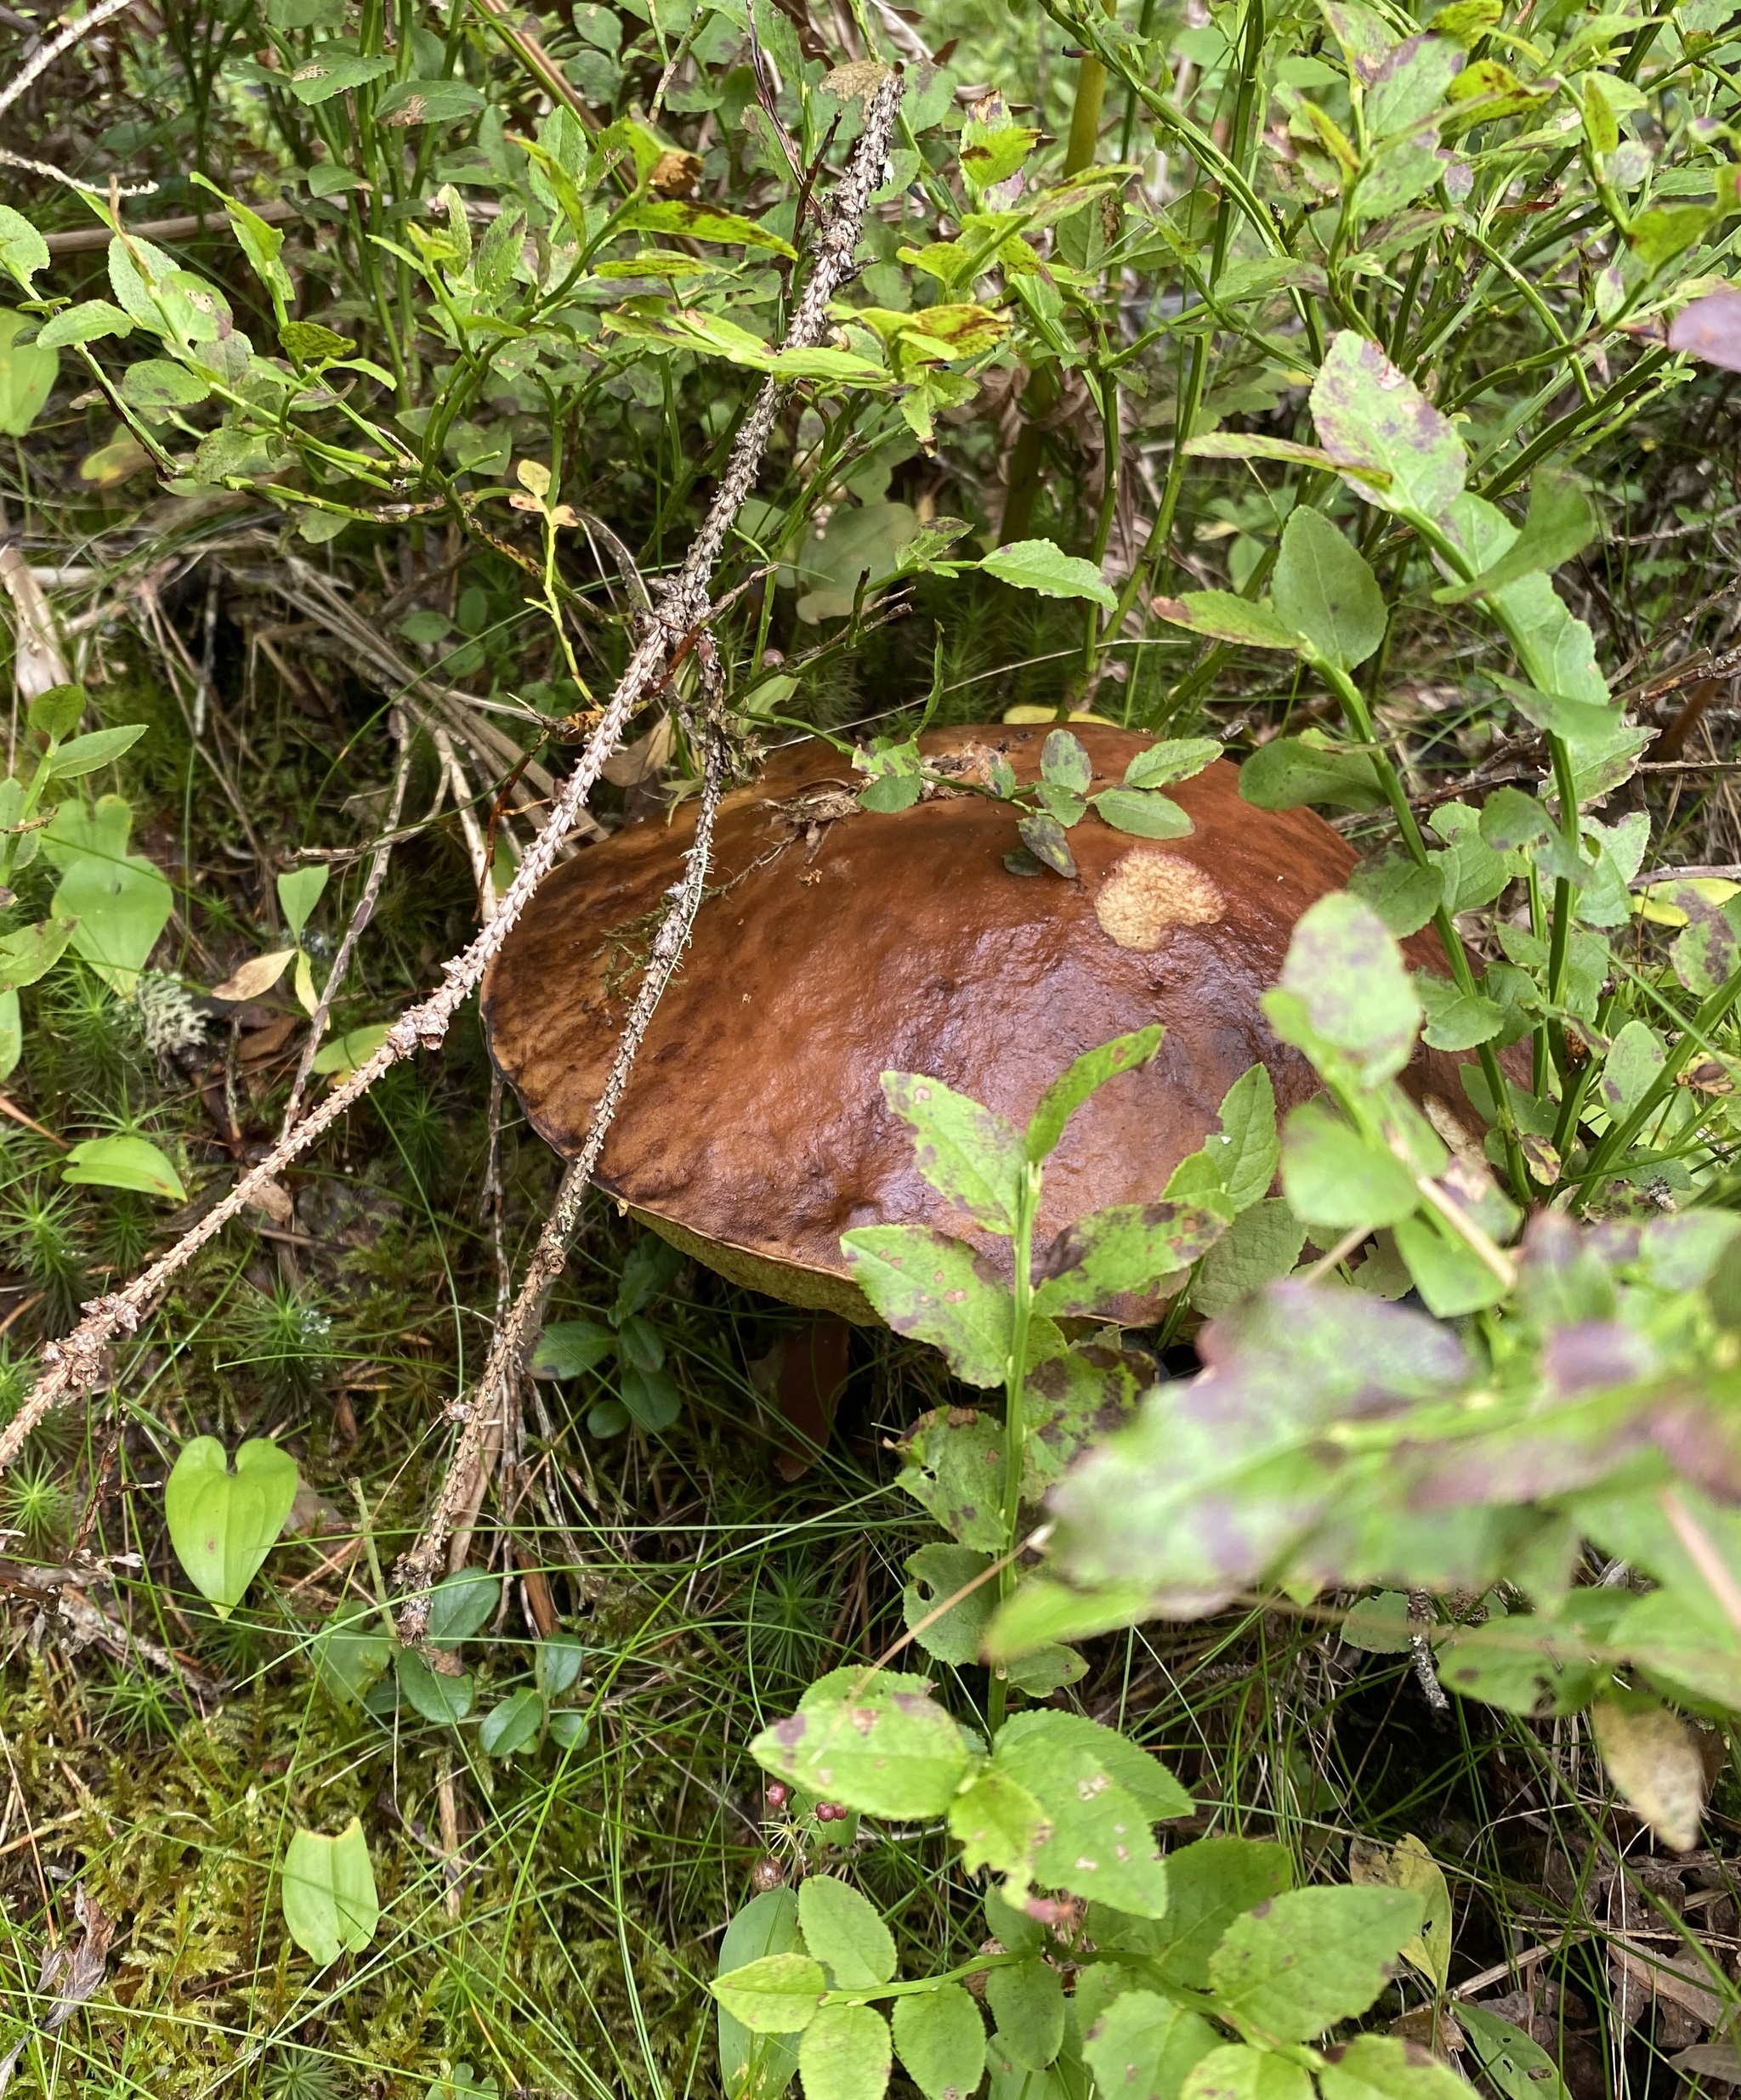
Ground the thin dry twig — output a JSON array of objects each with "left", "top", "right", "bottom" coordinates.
[
  {"left": 394, "top": 716, "right": 730, "bottom": 1631},
  {"left": 0, "top": 0, "right": 142, "bottom": 121},
  {"left": 0, "top": 71, "right": 905, "bottom": 1482},
  {"left": 279, "top": 708, "right": 415, "bottom": 1135}
]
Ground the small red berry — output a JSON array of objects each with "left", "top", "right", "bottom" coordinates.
[{"left": 765, "top": 1782, "right": 788, "bottom": 1809}]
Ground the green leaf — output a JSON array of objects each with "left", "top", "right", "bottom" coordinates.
[
  {"left": 120, "top": 357, "right": 211, "bottom": 414},
  {"left": 842, "top": 1225, "right": 1012, "bottom": 1385},
  {"left": 1347, "top": 1836, "right": 1451, "bottom": 1994},
  {"left": 30, "top": 685, "right": 87, "bottom": 742},
  {"left": 1192, "top": 1200, "right": 1307, "bottom": 1318},
  {"left": 1344, "top": 848, "right": 1436, "bottom": 941},
  {"left": 797, "top": 1875, "right": 896, "bottom": 1990},
  {"left": 718, "top": 1889, "right": 805, "bottom": 2100},
  {"left": 1600, "top": 1019, "right": 1665, "bottom": 1119},
  {"left": 1413, "top": 973, "right": 1505, "bottom": 1051},
  {"left": 1081, "top": 1990, "right": 1218, "bottom": 2100},
  {"left": 1458, "top": 2006, "right": 1574, "bottom": 2100},
  {"left": 1203, "top": 1064, "right": 1281, "bottom": 1213},
  {"left": 1271, "top": 508, "right": 1387, "bottom": 671},
  {"left": 377, "top": 76, "right": 486, "bottom": 124},
  {"left": 1092, "top": 788, "right": 1194, "bottom": 838},
  {"left": 1124, "top": 739, "right": 1221, "bottom": 789},
  {"left": 1263, "top": 893, "right": 1421, "bottom": 1090},
  {"left": 0, "top": 207, "right": 48, "bottom": 295},
  {"left": 394, "top": 1649, "right": 474, "bottom": 1724},
  {"left": 902, "top": 1543, "right": 994, "bottom": 1666},
  {"left": 45, "top": 723, "right": 147, "bottom": 779},
  {"left": 37, "top": 299, "right": 133, "bottom": 350},
  {"left": 530, "top": 1320, "right": 616, "bottom": 1378},
  {"left": 45, "top": 794, "right": 173, "bottom": 995},
  {"left": 0, "top": 311, "right": 55, "bottom": 437},
  {"left": 622, "top": 199, "right": 797, "bottom": 258},
  {"left": 278, "top": 863, "right": 329, "bottom": 940},
  {"left": 1033, "top": 1201, "right": 1228, "bottom": 1318},
  {"left": 1279, "top": 1101, "right": 1419, "bottom": 1231},
  {"left": 536, "top": 1629, "right": 585, "bottom": 1697},
  {"left": 1024, "top": 1027, "right": 1164, "bottom": 1162},
  {"left": 1182, "top": 2045, "right": 1314, "bottom": 2100},
  {"left": 1150, "top": 592, "right": 1302, "bottom": 651},
  {"left": 281, "top": 319, "right": 357, "bottom": 365},
  {"left": 164, "top": 1435, "right": 298, "bottom": 1616},
  {"left": 424, "top": 1568, "right": 500, "bottom": 1646},
  {"left": 950, "top": 1767, "right": 1046, "bottom": 1877},
  {"left": 281, "top": 1818, "right": 378, "bottom": 1966},
  {"left": 986, "top": 1959, "right": 1064, "bottom": 2072},
  {"left": 620, "top": 1360, "right": 681, "bottom": 1432},
  {"left": 479, "top": 1685, "right": 543, "bottom": 1756},
  {"left": 882, "top": 1072, "right": 1023, "bottom": 1234},
  {"left": 798, "top": 2003, "right": 892, "bottom": 2100},
  {"left": 1040, "top": 729, "right": 1092, "bottom": 792},
  {"left": 895, "top": 1405, "right": 1007, "bottom": 1550},
  {"left": 1393, "top": 1214, "right": 1506, "bottom": 1317},
  {"left": 312, "top": 1600, "right": 392, "bottom": 1707},
  {"left": 310, "top": 1024, "right": 389, "bottom": 1076},
  {"left": 712, "top": 1951, "right": 828, "bottom": 2035},
  {"left": 981, "top": 538, "right": 1116, "bottom": 609},
  {"left": 1319, "top": 2036, "right": 1471, "bottom": 2100},
  {"left": 753, "top": 1679, "right": 973, "bottom": 1820},
  {"left": 1434, "top": 468, "right": 1596, "bottom": 603},
  {"left": 63, "top": 1133, "right": 185, "bottom": 1201},
  {"left": 287, "top": 48, "right": 395, "bottom": 101},
  {"left": 892, "top": 1984, "right": 986, "bottom": 2100},
  {"left": 1206, "top": 1885, "right": 1425, "bottom": 2042},
  {"left": 991, "top": 1711, "right": 1188, "bottom": 1916},
  {"left": 0, "top": 915, "right": 76, "bottom": 994},
  {"left": 1238, "top": 737, "right": 1387, "bottom": 812},
  {"left": 1147, "top": 1836, "right": 1296, "bottom": 1990},
  {"left": 1667, "top": 886, "right": 1741, "bottom": 996},
  {"left": 1309, "top": 332, "right": 1466, "bottom": 520}
]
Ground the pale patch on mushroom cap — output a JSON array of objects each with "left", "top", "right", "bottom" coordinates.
[{"left": 1095, "top": 850, "right": 1226, "bottom": 951}]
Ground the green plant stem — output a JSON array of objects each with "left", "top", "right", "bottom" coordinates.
[
  {"left": 1316, "top": 659, "right": 1532, "bottom": 1193},
  {"left": 1578, "top": 954, "right": 1741, "bottom": 1202},
  {"left": 990, "top": 1159, "right": 1043, "bottom": 1738},
  {"left": 1102, "top": 0, "right": 1267, "bottom": 674}
]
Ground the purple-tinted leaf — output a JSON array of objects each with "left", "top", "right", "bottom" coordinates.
[
  {"left": 1667, "top": 885, "right": 1741, "bottom": 996},
  {"left": 1541, "top": 1321, "right": 1658, "bottom": 1398},
  {"left": 1309, "top": 331, "right": 1466, "bottom": 519},
  {"left": 1018, "top": 812, "right": 1078, "bottom": 878},
  {"left": 1034, "top": 1201, "right": 1229, "bottom": 1318},
  {"left": 1669, "top": 290, "right": 1741, "bottom": 371}
]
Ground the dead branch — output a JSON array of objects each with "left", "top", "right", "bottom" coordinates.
[{"left": 0, "top": 69, "right": 904, "bottom": 1481}]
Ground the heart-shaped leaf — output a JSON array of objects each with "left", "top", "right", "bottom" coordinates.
[
  {"left": 281, "top": 1818, "right": 379, "bottom": 1965},
  {"left": 165, "top": 1435, "right": 299, "bottom": 1616}
]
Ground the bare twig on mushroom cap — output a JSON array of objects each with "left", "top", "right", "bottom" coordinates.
[{"left": 0, "top": 69, "right": 904, "bottom": 1480}]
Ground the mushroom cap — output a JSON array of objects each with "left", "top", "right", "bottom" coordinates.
[{"left": 481, "top": 723, "right": 1478, "bottom": 1320}]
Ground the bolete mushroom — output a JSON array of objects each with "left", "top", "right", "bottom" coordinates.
[{"left": 481, "top": 723, "right": 1481, "bottom": 1325}]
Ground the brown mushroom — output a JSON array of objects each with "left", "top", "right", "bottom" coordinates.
[{"left": 481, "top": 722, "right": 1482, "bottom": 1323}]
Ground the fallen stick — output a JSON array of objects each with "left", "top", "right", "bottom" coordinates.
[{"left": 0, "top": 69, "right": 904, "bottom": 1480}]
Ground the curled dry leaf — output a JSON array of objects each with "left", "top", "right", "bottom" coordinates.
[{"left": 1592, "top": 1697, "right": 1706, "bottom": 1851}]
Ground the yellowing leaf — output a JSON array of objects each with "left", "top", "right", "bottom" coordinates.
[{"left": 212, "top": 948, "right": 296, "bottom": 1001}]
